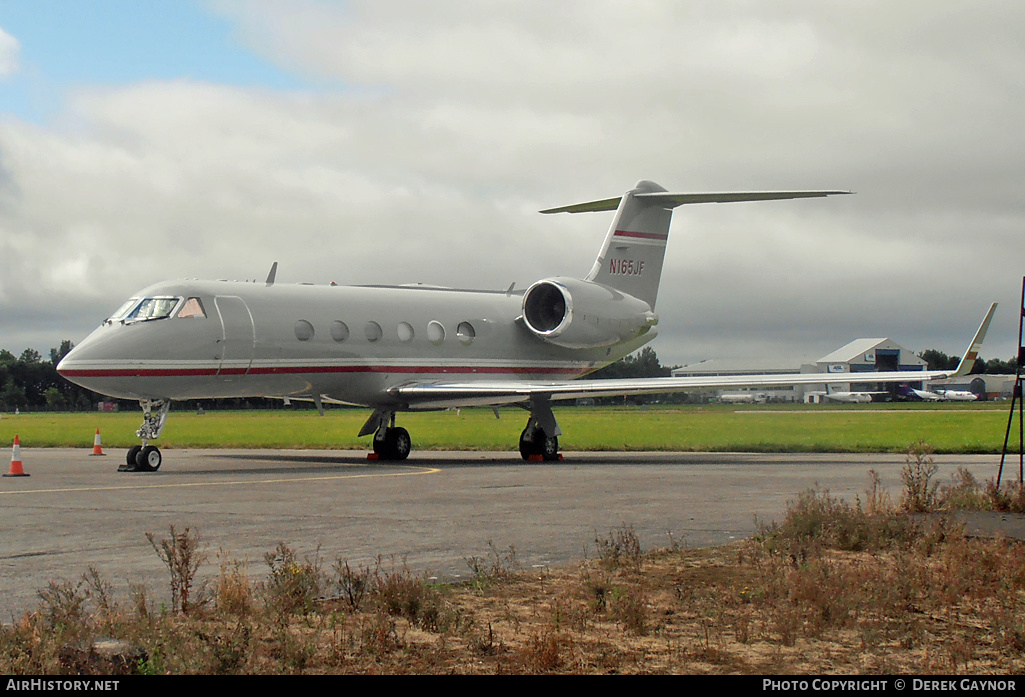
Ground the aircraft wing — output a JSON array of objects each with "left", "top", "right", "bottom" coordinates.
[{"left": 391, "top": 303, "right": 998, "bottom": 409}]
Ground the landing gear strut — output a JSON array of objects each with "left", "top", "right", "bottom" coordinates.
[{"left": 119, "top": 400, "right": 169, "bottom": 472}]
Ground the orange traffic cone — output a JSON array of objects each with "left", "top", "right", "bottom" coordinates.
[
  {"left": 4, "top": 435, "right": 29, "bottom": 477},
  {"left": 90, "top": 428, "right": 106, "bottom": 456}
]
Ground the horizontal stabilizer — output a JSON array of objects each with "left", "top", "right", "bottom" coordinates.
[{"left": 541, "top": 190, "right": 851, "bottom": 214}]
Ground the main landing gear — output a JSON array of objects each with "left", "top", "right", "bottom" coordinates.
[
  {"left": 119, "top": 400, "right": 170, "bottom": 472},
  {"left": 373, "top": 425, "right": 412, "bottom": 461},
  {"left": 361, "top": 409, "right": 412, "bottom": 461},
  {"left": 359, "top": 399, "right": 563, "bottom": 463},
  {"left": 519, "top": 418, "right": 560, "bottom": 461},
  {"left": 517, "top": 397, "right": 562, "bottom": 461}
]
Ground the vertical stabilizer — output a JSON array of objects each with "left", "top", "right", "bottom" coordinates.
[{"left": 584, "top": 180, "right": 672, "bottom": 308}]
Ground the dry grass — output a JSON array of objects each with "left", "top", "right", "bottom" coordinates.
[{"left": 6, "top": 457, "right": 1025, "bottom": 674}]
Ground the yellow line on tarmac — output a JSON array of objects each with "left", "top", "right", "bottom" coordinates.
[{"left": 0, "top": 465, "right": 442, "bottom": 496}]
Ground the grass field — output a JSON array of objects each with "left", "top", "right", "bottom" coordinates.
[{"left": 0, "top": 402, "right": 1016, "bottom": 453}]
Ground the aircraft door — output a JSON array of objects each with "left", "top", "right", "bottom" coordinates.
[{"left": 214, "top": 296, "right": 255, "bottom": 377}]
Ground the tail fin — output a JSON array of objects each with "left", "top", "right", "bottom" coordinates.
[
  {"left": 541, "top": 181, "right": 851, "bottom": 309},
  {"left": 950, "top": 302, "right": 998, "bottom": 377},
  {"left": 585, "top": 180, "right": 672, "bottom": 308}
]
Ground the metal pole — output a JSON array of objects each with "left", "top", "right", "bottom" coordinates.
[{"left": 998, "top": 276, "right": 1025, "bottom": 486}]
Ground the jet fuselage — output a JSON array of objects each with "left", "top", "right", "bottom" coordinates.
[{"left": 58, "top": 278, "right": 657, "bottom": 406}]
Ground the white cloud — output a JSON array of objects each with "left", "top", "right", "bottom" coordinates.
[
  {"left": 0, "top": 26, "right": 19, "bottom": 78},
  {"left": 1, "top": 1, "right": 1024, "bottom": 365}
]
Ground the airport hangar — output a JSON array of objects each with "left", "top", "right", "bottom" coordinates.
[{"left": 674, "top": 338, "right": 927, "bottom": 403}]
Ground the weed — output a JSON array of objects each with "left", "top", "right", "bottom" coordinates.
[
  {"left": 274, "top": 623, "right": 318, "bottom": 674},
  {"left": 465, "top": 540, "right": 519, "bottom": 585},
  {"left": 613, "top": 590, "right": 649, "bottom": 636},
  {"left": 524, "top": 628, "right": 569, "bottom": 672},
  {"left": 36, "top": 580, "right": 88, "bottom": 636},
  {"left": 82, "top": 567, "right": 119, "bottom": 632},
  {"left": 984, "top": 478, "right": 1025, "bottom": 513},
  {"left": 594, "top": 525, "right": 643, "bottom": 569},
  {"left": 264, "top": 543, "right": 324, "bottom": 618},
  {"left": 214, "top": 554, "right": 254, "bottom": 617},
  {"left": 334, "top": 557, "right": 378, "bottom": 613},
  {"left": 374, "top": 564, "right": 448, "bottom": 632},
  {"left": 863, "top": 469, "right": 893, "bottom": 515},
  {"left": 468, "top": 621, "right": 499, "bottom": 656},
  {"left": 938, "top": 467, "right": 991, "bottom": 510},
  {"left": 764, "top": 482, "right": 920, "bottom": 555},
  {"left": 583, "top": 572, "right": 613, "bottom": 614},
  {"left": 146, "top": 525, "right": 207, "bottom": 614},
  {"left": 209, "top": 620, "right": 252, "bottom": 674},
  {"left": 900, "top": 441, "right": 939, "bottom": 512},
  {"left": 357, "top": 613, "right": 399, "bottom": 656}
]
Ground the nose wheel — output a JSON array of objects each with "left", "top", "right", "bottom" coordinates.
[{"left": 121, "top": 444, "right": 163, "bottom": 472}]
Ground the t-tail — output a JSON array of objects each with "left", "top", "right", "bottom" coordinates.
[{"left": 541, "top": 181, "right": 851, "bottom": 308}]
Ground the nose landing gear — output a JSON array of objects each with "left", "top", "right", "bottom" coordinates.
[{"left": 119, "top": 400, "right": 169, "bottom": 472}]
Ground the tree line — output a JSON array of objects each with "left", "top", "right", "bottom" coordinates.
[
  {"left": 0, "top": 340, "right": 101, "bottom": 411},
  {"left": 918, "top": 349, "right": 1018, "bottom": 375}
]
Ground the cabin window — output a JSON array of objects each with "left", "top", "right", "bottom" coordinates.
[
  {"left": 365, "top": 321, "right": 383, "bottom": 342},
  {"left": 124, "top": 296, "right": 181, "bottom": 323},
  {"left": 331, "top": 321, "right": 349, "bottom": 342},
  {"left": 294, "top": 320, "right": 315, "bottom": 341},
  {"left": 176, "top": 297, "right": 206, "bottom": 319},
  {"left": 397, "top": 322, "right": 414, "bottom": 342},
  {"left": 427, "top": 320, "right": 446, "bottom": 345},
  {"left": 457, "top": 321, "right": 476, "bottom": 346}
]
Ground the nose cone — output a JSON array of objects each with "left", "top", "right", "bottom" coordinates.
[
  {"left": 56, "top": 325, "right": 126, "bottom": 396},
  {"left": 57, "top": 332, "right": 95, "bottom": 380}
]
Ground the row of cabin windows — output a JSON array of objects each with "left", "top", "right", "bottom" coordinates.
[{"left": 295, "top": 319, "right": 476, "bottom": 346}]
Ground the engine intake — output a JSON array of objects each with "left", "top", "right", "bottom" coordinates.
[{"left": 521, "top": 277, "right": 656, "bottom": 349}]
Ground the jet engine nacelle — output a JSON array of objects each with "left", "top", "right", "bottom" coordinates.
[{"left": 521, "top": 277, "right": 657, "bottom": 349}]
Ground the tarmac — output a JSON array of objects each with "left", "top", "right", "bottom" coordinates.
[{"left": 0, "top": 448, "right": 1021, "bottom": 621}]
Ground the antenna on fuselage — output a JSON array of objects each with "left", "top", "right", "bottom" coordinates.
[{"left": 265, "top": 261, "right": 278, "bottom": 287}]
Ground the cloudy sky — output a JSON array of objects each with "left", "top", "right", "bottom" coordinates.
[{"left": 0, "top": 0, "right": 1022, "bottom": 368}]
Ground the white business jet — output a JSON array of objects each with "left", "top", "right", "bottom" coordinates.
[{"left": 56, "top": 181, "right": 997, "bottom": 471}]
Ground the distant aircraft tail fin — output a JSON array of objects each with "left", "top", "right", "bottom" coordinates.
[
  {"left": 950, "top": 302, "right": 999, "bottom": 377},
  {"left": 541, "top": 182, "right": 850, "bottom": 309}
]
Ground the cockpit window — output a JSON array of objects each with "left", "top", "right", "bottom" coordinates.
[
  {"left": 176, "top": 297, "right": 206, "bottom": 319},
  {"left": 107, "top": 298, "right": 140, "bottom": 322},
  {"left": 124, "top": 296, "right": 182, "bottom": 322}
]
